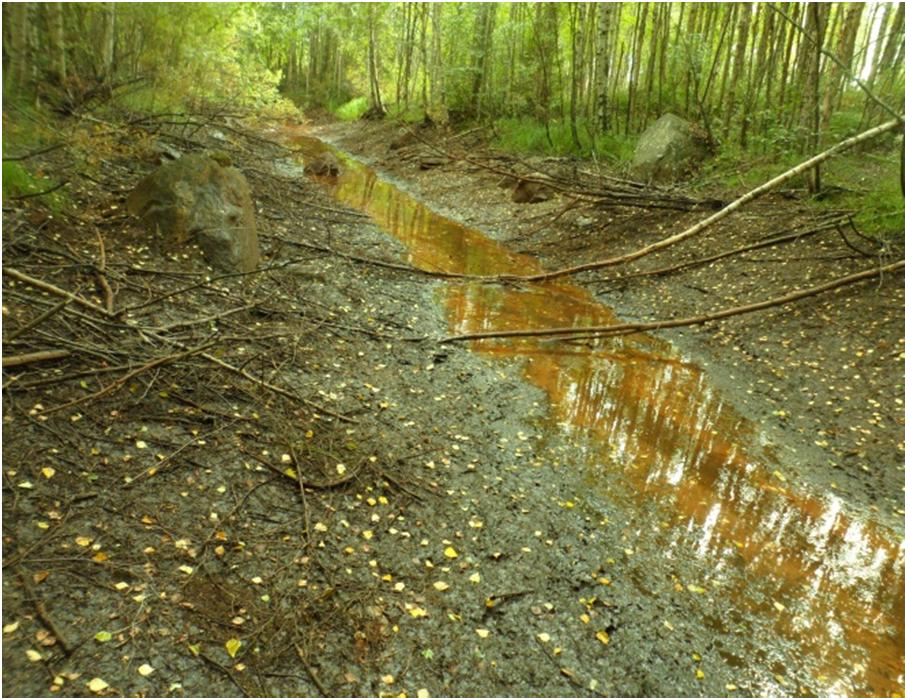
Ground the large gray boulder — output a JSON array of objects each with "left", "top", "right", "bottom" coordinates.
[
  {"left": 631, "top": 113, "right": 712, "bottom": 183},
  {"left": 127, "top": 154, "right": 260, "bottom": 272}
]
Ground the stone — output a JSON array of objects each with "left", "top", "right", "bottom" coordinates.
[
  {"left": 390, "top": 130, "right": 419, "bottom": 150},
  {"left": 511, "top": 179, "right": 553, "bottom": 204},
  {"left": 419, "top": 157, "right": 448, "bottom": 170},
  {"left": 630, "top": 113, "right": 712, "bottom": 183},
  {"left": 305, "top": 152, "right": 341, "bottom": 176},
  {"left": 127, "top": 153, "right": 260, "bottom": 272}
]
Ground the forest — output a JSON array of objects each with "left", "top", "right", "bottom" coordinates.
[{"left": 3, "top": 3, "right": 905, "bottom": 697}]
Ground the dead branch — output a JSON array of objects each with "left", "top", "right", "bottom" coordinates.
[
  {"left": 266, "top": 236, "right": 471, "bottom": 279},
  {"left": 2, "top": 349, "right": 71, "bottom": 368},
  {"left": 15, "top": 567, "right": 73, "bottom": 655},
  {"left": 41, "top": 343, "right": 214, "bottom": 415},
  {"left": 94, "top": 227, "right": 115, "bottom": 313},
  {"left": 441, "top": 259, "right": 904, "bottom": 343},
  {"left": 3, "top": 267, "right": 115, "bottom": 318},
  {"left": 596, "top": 215, "right": 847, "bottom": 286},
  {"left": 5, "top": 298, "right": 72, "bottom": 342},
  {"left": 490, "top": 119, "right": 900, "bottom": 283}
]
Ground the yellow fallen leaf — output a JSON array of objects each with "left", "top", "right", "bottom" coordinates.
[
  {"left": 362, "top": 530, "right": 374, "bottom": 540},
  {"left": 468, "top": 572, "right": 481, "bottom": 583},
  {"left": 178, "top": 565, "right": 194, "bottom": 575},
  {"left": 225, "top": 638, "right": 242, "bottom": 658},
  {"left": 135, "top": 441, "right": 147, "bottom": 449},
  {"left": 284, "top": 468, "right": 297, "bottom": 480},
  {"left": 336, "top": 463, "right": 347, "bottom": 475},
  {"left": 696, "top": 669, "right": 705, "bottom": 680},
  {"left": 475, "top": 628, "right": 490, "bottom": 638},
  {"left": 417, "top": 689, "right": 430, "bottom": 698},
  {"left": 26, "top": 649, "right": 43, "bottom": 662},
  {"left": 137, "top": 664, "right": 154, "bottom": 677},
  {"left": 433, "top": 581, "right": 449, "bottom": 591},
  {"left": 92, "top": 552, "right": 108, "bottom": 563},
  {"left": 537, "top": 632, "right": 551, "bottom": 643},
  {"left": 580, "top": 614, "right": 590, "bottom": 624},
  {"left": 773, "top": 601, "right": 786, "bottom": 612},
  {"left": 772, "top": 470, "right": 787, "bottom": 482},
  {"left": 87, "top": 677, "right": 109, "bottom": 693},
  {"left": 408, "top": 606, "right": 427, "bottom": 618},
  {"left": 595, "top": 630, "right": 610, "bottom": 645},
  {"left": 443, "top": 546, "right": 458, "bottom": 559},
  {"left": 94, "top": 631, "right": 113, "bottom": 643},
  {"left": 687, "top": 584, "right": 707, "bottom": 594},
  {"left": 41, "top": 467, "right": 55, "bottom": 479},
  {"left": 3, "top": 621, "right": 20, "bottom": 634},
  {"left": 114, "top": 582, "right": 129, "bottom": 591},
  {"left": 75, "top": 536, "right": 92, "bottom": 547}
]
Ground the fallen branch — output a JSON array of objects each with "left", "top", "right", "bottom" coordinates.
[
  {"left": 40, "top": 344, "right": 213, "bottom": 415},
  {"left": 2, "top": 349, "right": 71, "bottom": 368},
  {"left": 3, "top": 267, "right": 114, "bottom": 318},
  {"left": 15, "top": 567, "right": 73, "bottom": 656},
  {"left": 5, "top": 298, "right": 72, "bottom": 342},
  {"left": 267, "top": 236, "right": 471, "bottom": 279},
  {"left": 595, "top": 215, "right": 846, "bottom": 286},
  {"left": 491, "top": 119, "right": 900, "bottom": 283},
  {"left": 440, "top": 260, "right": 904, "bottom": 343},
  {"left": 94, "top": 227, "right": 114, "bottom": 313}
]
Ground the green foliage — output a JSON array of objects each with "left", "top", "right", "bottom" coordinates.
[
  {"left": 817, "top": 148, "right": 905, "bottom": 239},
  {"left": 2, "top": 162, "right": 67, "bottom": 214},
  {"left": 491, "top": 117, "right": 635, "bottom": 163},
  {"left": 333, "top": 97, "right": 369, "bottom": 121}
]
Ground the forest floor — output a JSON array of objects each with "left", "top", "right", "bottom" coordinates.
[{"left": 2, "top": 109, "right": 903, "bottom": 698}]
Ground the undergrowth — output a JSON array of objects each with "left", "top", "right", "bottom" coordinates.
[
  {"left": 490, "top": 117, "right": 636, "bottom": 163},
  {"left": 333, "top": 96, "right": 369, "bottom": 121},
  {"left": 2, "top": 161, "right": 68, "bottom": 214}
]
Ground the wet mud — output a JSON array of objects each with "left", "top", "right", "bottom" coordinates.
[{"left": 282, "top": 128, "right": 905, "bottom": 695}]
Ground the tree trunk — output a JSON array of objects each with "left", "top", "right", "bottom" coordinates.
[
  {"left": 100, "top": 2, "right": 115, "bottom": 83},
  {"left": 821, "top": 3, "right": 863, "bottom": 129},
  {"left": 802, "top": 3, "right": 825, "bottom": 193},
  {"left": 723, "top": 2, "right": 751, "bottom": 142},
  {"left": 625, "top": 3, "right": 647, "bottom": 134},
  {"left": 595, "top": 2, "right": 618, "bottom": 132},
  {"left": 367, "top": 6, "right": 384, "bottom": 112},
  {"left": 569, "top": 3, "right": 582, "bottom": 149},
  {"left": 46, "top": 3, "right": 67, "bottom": 84}
]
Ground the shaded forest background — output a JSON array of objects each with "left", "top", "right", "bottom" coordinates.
[
  {"left": 4, "top": 2, "right": 903, "bottom": 149},
  {"left": 3, "top": 2, "right": 904, "bottom": 233}
]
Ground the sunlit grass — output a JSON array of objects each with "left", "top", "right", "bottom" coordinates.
[{"left": 333, "top": 96, "right": 369, "bottom": 121}]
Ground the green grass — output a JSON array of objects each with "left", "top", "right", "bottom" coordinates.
[
  {"left": 491, "top": 117, "right": 635, "bottom": 162},
  {"left": 332, "top": 96, "right": 369, "bottom": 121},
  {"left": 700, "top": 136, "right": 904, "bottom": 240},
  {"left": 2, "top": 161, "right": 68, "bottom": 214}
]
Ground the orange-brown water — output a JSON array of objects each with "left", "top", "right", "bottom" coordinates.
[{"left": 288, "top": 132, "right": 905, "bottom": 694}]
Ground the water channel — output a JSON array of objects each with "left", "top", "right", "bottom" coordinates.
[{"left": 284, "top": 130, "right": 904, "bottom": 695}]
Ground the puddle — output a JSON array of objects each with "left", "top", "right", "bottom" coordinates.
[{"left": 281, "top": 130, "right": 904, "bottom": 694}]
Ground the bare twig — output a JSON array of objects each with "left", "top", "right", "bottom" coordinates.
[{"left": 441, "top": 260, "right": 904, "bottom": 343}]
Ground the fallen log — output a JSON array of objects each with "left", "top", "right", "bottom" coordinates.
[
  {"left": 491, "top": 119, "right": 901, "bottom": 283},
  {"left": 440, "top": 259, "right": 904, "bottom": 344}
]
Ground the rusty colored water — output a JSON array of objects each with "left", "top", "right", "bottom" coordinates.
[{"left": 287, "top": 132, "right": 905, "bottom": 694}]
